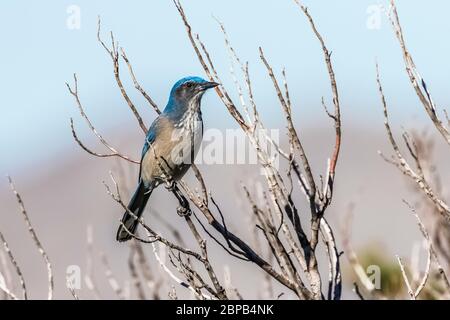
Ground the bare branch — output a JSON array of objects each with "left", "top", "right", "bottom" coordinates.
[
  {"left": 134, "top": 240, "right": 162, "bottom": 299},
  {"left": 97, "top": 16, "right": 148, "bottom": 133},
  {"left": 7, "top": 176, "right": 53, "bottom": 300},
  {"left": 66, "top": 277, "right": 80, "bottom": 300},
  {"left": 320, "top": 218, "right": 342, "bottom": 300},
  {"left": 259, "top": 47, "right": 316, "bottom": 198},
  {"left": 84, "top": 225, "right": 102, "bottom": 299},
  {"left": 396, "top": 255, "right": 415, "bottom": 300},
  {"left": 376, "top": 63, "right": 450, "bottom": 221},
  {"left": 294, "top": 0, "right": 341, "bottom": 181},
  {"left": 0, "top": 231, "right": 24, "bottom": 300},
  {"left": 152, "top": 242, "right": 212, "bottom": 300},
  {"left": 173, "top": 0, "right": 249, "bottom": 131},
  {"left": 66, "top": 75, "right": 139, "bottom": 164},
  {"left": 100, "top": 252, "right": 125, "bottom": 300},
  {"left": 341, "top": 207, "right": 383, "bottom": 298},
  {"left": 403, "top": 200, "right": 450, "bottom": 294},
  {"left": 353, "top": 282, "right": 366, "bottom": 300},
  {"left": 388, "top": 0, "right": 450, "bottom": 145},
  {"left": 120, "top": 48, "right": 161, "bottom": 115},
  {"left": 128, "top": 244, "right": 146, "bottom": 300}
]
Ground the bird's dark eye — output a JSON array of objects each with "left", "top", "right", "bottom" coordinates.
[{"left": 186, "top": 82, "right": 193, "bottom": 88}]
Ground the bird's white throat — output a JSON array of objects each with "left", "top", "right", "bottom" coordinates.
[{"left": 172, "top": 106, "right": 203, "bottom": 165}]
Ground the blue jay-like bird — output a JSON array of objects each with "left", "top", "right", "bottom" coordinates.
[{"left": 116, "top": 76, "right": 218, "bottom": 242}]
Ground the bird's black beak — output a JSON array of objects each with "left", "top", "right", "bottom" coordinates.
[{"left": 199, "top": 81, "right": 219, "bottom": 91}]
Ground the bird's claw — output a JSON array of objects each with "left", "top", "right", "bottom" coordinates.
[
  {"left": 177, "top": 206, "right": 192, "bottom": 217},
  {"left": 165, "top": 181, "right": 175, "bottom": 192}
]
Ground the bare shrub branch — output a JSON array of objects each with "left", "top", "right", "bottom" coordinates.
[
  {"left": 7, "top": 176, "right": 53, "bottom": 300},
  {"left": 0, "top": 231, "right": 24, "bottom": 300},
  {"left": 376, "top": 63, "right": 450, "bottom": 222},
  {"left": 388, "top": 0, "right": 450, "bottom": 145},
  {"left": 97, "top": 16, "right": 148, "bottom": 134},
  {"left": 66, "top": 75, "right": 140, "bottom": 164},
  {"left": 64, "top": 0, "right": 345, "bottom": 300}
]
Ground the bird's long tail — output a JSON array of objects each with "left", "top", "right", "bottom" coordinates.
[{"left": 116, "top": 182, "right": 152, "bottom": 242}]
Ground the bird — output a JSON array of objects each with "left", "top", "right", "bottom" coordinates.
[{"left": 116, "top": 76, "right": 218, "bottom": 242}]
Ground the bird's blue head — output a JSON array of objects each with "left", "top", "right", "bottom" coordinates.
[{"left": 164, "top": 76, "right": 218, "bottom": 115}]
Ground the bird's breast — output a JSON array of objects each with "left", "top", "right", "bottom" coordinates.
[
  {"left": 141, "top": 112, "right": 203, "bottom": 185},
  {"left": 173, "top": 110, "right": 203, "bottom": 164}
]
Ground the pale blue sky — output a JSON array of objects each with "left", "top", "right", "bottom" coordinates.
[{"left": 1, "top": 0, "right": 450, "bottom": 175}]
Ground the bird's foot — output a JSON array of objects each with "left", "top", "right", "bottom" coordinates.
[
  {"left": 165, "top": 180, "right": 175, "bottom": 192},
  {"left": 177, "top": 205, "right": 192, "bottom": 217}
]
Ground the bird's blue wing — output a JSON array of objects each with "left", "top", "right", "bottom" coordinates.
[
  {"left": 138, "top": 117, "right": 161, "bottom": 182},
  {"left": 141, "top": 114, "right": 165, "bottom": 159},
  {"left": 141, "top": 126, "right": 156, "bottom": 160}
]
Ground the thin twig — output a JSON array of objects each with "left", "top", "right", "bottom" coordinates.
[
  {"left": 97, "top": 16, "right": 148, "bottom": 133},
  {"left": 0, "top": 231, "right": 24, "bottom": 300},
  {"left": 396, "top": 255, "right": 415, "bottom": 300},
  {"left": 66, "top": 75, "right": 140, "bottom": 164},
  {"left": 100, "top": 252, "right": 125, "bottom": 300},
  {"left": 120, "top": 48, "right": 161, "bottom": 114},
  {"left": 7, "top": 176, "right": 53, "bottom": 300}
]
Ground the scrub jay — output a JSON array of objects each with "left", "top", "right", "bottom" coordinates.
[{"left": 116, "top": 76, "right": 218, "bottom": 242}]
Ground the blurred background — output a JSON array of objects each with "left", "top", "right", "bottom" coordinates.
[{"left": 0, "top": 0, "right": 449, "bottom": 299}]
